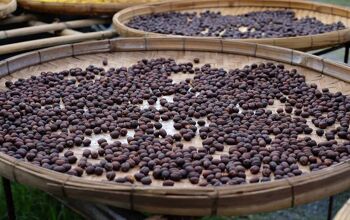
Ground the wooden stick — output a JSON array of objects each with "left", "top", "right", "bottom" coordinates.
[
  {"left": 28, "top": 20, "right": 82, "bottom": 36},
  {"left": 0, "top": 18, "right": 109, "bottom": 39},
  {"left": 0, "top": 30, "right": 116, "bottom": 55}
]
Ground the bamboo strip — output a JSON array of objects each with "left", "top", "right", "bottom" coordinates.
[
  {"left": 0, "top": 30, "right": 117, "bottom": 55},
  {"left": 0, "top": 18, "right": 109, "bottom": 39},
  {"left": 28, "top": 20, "right": 83, "bottom": 36},
  {"left": 113, "top": 0, "right": 350, "bottom": 51},
  {"left": 0, "top": 14, "right": 36, "bottom": 26},
  {"left": 0, "top": 38, "right": 349, "bottom": 216}
]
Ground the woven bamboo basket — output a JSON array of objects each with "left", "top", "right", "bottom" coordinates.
[
  {"left": 335, "top": 198, "right": 350, "bottom": 220},
  {"left": 17, "top": 0, "right": 162, "bottom": 15},
  {"left": 0, "top": 0, "right": 16, "bottom": 19},
  {"left": 0, "top": 38, "right": 350, "bottom": 216},
  {"left": 113, "top": 0, "right": 350, "bottom": 51}
]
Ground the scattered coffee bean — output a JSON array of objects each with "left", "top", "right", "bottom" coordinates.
[
  {"left": 163, "top": 180, "right": 175, "bottom": 186},
  {"left": 1, "top": 57, "right": 349, "bottom": 188},
  {"left": 106, "top": 171, "right": 116, "bottom": 181},
  {"left": 141, "top": 176, "right": 152, "bottom": 185}
]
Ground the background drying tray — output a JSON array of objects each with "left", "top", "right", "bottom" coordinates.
[
  {"left": 113, "top": 0, "right": 350, "bottom": 51},
  {"left": 18, "top": 0, "right": 163, "bottom": 15},
  {"left": 335, "top": 198, "right": 350, "bottom": 220},
  {"left": 0, "top": 0, "right": 16, "bottom": 19},
  {"left": 0, "top": 38, "right": 349, "bottom": 216}
]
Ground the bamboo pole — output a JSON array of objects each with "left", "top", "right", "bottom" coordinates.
[
  {"left": 28, "top": 20, "right": 83, "bottom": 36},
  {"left": 0, "top": 30, "right": 117, "bottom": 55},
  {"left": 0, "top": 14, "right": 36, "bottom": 26},
  {"left": 335, "top": 199, "right": 350, "bottom": 220},
  {"left": 0, "top": 18, "right": 110, "bottom": 39}
]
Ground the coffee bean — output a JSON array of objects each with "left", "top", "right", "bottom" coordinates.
[
  {"left": 106, "top": 171, "right": 116, "bottom": 181},
  {"left": 316, "top": 129, "right": 324, "bottom": 136},
  {"left": 67, "top": 155, "right": 77, "bottom": 164},
  {"left": 110, "top": 131, "right": 120, "bottom": 139},
  {"left": 74, "top": 167, "right": 84, "bottom": 177},
  {"left": 193, "top": 58, "right": 200, "bottom": 64},
  {"left": 141, "top": 176, "right": 152, "bottom": 185},
  {"left": 82, "top": 149, "right": 91, "bottom": 158},
  {"left": 189, "top": 176, "right": 199, "bottom": 184},
  {"left": 163, "top": 180, "right": 175, "bottom": 186},
  {"left": 83, "top": 139, "right": 91, "bottom": 147},
  {"left": 299, "top": 156, "right": 309, "bottom": 166},
  {"left": 249, "top": 177, "right": 260, "bottom": 183},
  {"left": 250, "top": 165, "right": 260, "bottom": 174},
  {"left": 115, "top": 177, "right": 126, "bottom": 183},
  {"left": 95, "top": 166, "right": 104, "bottom": 176},
  {"left": 91, "top": 151, "right": 98, "bottom": 159},
  {"left": 102, "top": 59, "right": 108, "bottom": 66},
  {"left": 134, "top": 173, "right": 145, "bottom": 182},
  {"left": 121, "top": 162, "right": 130, "bottom": 172},
  {"left": 85, "top": 166, "right": 95, "bottom": 175},
  {"left": 53, "top": 166, "right": 66, "bottom": 173}
]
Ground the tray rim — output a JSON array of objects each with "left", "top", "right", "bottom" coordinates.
[{"left": 0, "top": 37, "right": 349, "bottom": 216}]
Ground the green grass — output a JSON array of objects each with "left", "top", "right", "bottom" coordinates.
[
  {"left": 0, "top": 0, "right": 349, "bottom": 219},
  {"left": 0, "top": 179, "right": 82, "bottom": 220},
  {"left": 314, "top": 0, "right": 350, "bottom": 6}
]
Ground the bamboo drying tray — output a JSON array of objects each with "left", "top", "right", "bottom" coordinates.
[
  {"left": 0, "top": 38, "right": 350, "bottom": 216},
  {"left": 113, "top": 0, "right": 350, "bottom": 51},
  {"left": 335, "top": 198, "right": 350, "bottom": 220},
  {"left": 18, "top": 0, "right": 162, "bottom": 15},
  {"left": 0, "top": 0, "right": 16, "bottom": 19}
]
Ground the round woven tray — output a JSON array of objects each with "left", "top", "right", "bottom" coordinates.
[
  {"left": 113, "top": 0, "right": 350, "bottom": 51},
  {"left": 335, "top": 198, "right": 350, "bottom": 220},
  {"left": 0, "top": 38, "right": 349, "bottom": 216},
  {"left": 17, "top": 0, "right": 162, "bottom": 15},
  {"left": 0, "top": 0, "right": 16, "bottom": 19}
]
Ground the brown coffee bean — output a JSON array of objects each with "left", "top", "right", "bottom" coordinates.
[
  {"left": 74, "top": 167, "right": 84, "bottom": 177},
  {"left": 121, "top": 162, "right": 130, "bottom": 172},
  {"left": 102, "top": 59, "right": 108, "bottom": 66},
  {"left": 85, "top": 166, "right": 95, "bottom": 175},
  {"left": 141, "top": 176, "right": 152, "bottom": 185},
  {"left": 299, "top": 156, "right": 309, "bottom": 166},
  {"left": 110, "top": 131, "right": 120, "bottom": 139},
  {"left": 250, "top": 165, "right": 260, "bottom": 174},
  {"left": 115, "top": 177, "right": 126, "bottom": 183},
  {"left": 106, "top": 171, "right": 116, "bottom": 181},
  {"left": 189, "top": 177, "right": 199, "bottom": 184},
  {"left": 94, "top": 166, "right": 104, "bottom": 176},
  {"left": 82, "top": 149, "right": 91, "bottom": 158},
  {"left": 163, "top": 180, "right": 175, "bottom": 186},
  {"left": 193, "top": 58, "right": 200, "bottom": 64},
  {"left": 83, "top": 139, "right": 91, "bottom": 147},
  {"left": 249, "top": 176, "right": 260, "bottom": 183},
  {"left": 67, "top": 155, "right": 77, "bottom": 164}
]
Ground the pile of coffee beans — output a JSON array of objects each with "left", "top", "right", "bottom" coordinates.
[
  {"left": 0, "top": 58, "right": 349, "bottom": 187},
  {"left": 126, "top": 10, "right": 346, "bottom": 38}
]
